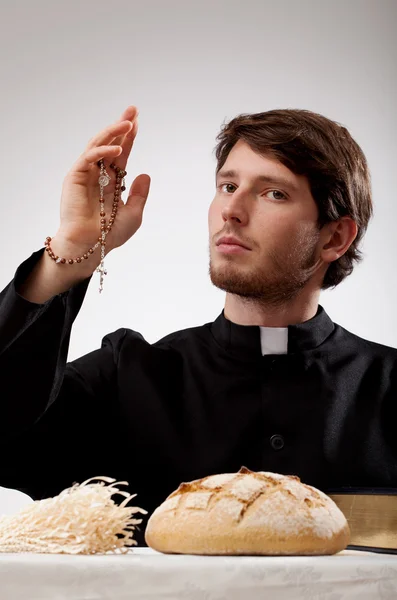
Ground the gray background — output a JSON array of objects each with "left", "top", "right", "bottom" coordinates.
[{"left": 0, "top": 0, "right": 396, "bottom": 360}]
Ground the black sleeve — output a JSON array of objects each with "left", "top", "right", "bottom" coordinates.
[
  {"left": 381, "top": 360, "right": 397, "bottom": 456},
  {"left": 0, "top": 248, "right": 91, "bottom": 438},
  {"left": 0, "top": 250, "right": 126, "bottom": 498}
]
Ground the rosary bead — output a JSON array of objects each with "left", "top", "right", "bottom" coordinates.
[{"left": 45, "top": 159, "right": 123, "bottom": 291}]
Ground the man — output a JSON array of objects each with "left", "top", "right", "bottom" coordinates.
[{"left": 0, "top": 106, "right": 396, "bottom": 546}]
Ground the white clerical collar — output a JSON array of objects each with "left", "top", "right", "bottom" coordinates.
[{"left": 259, "top": 326, "right": 288, "bottom": 356}]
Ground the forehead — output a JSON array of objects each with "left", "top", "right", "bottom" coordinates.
[
  {"left": 218, "top": 140, "right": 308, "bottom": 193},
  {"left": 222, "top": 140, "right": 285, "bottom": 169}
]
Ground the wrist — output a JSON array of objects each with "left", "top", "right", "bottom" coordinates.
[
  {"left": 49, "top": 232, "right": 101, "bottom": 262},
  {"left": 42, "top": 234, "right": 101, "bottom": 283}
]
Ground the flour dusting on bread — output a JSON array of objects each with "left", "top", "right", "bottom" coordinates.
[{"left": 145, "top": 467, "right": 350, "bottom": 556}]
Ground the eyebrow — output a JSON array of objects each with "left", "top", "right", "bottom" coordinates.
[{"left": 216, "top": 169, "right": 299, "bottom": 193}]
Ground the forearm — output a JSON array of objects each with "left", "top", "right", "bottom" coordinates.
[
  {"left": 0, "top": 250, "right": 90, "bottom": 436},
  {"left": 17, "top": 237, "right": 99, "bottom": 304}
]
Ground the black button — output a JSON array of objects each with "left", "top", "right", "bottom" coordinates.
[{"left": 270, "top": 434, "right": 285, "bottom": 451}]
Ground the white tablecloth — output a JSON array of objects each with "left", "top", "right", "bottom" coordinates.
[{"left": 0, "top": 547, "right": 396, "bottom": 600}]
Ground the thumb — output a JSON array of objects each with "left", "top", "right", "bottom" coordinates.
[{"left": 125, "top": 174, "right": 151, "bottom": 211}]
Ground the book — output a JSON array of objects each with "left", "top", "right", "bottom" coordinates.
[{"left": 328, "top": 489, "right": 397, "bottom": 554}]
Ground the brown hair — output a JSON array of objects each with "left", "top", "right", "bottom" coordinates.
[{"left": 214, "top": 109, "right": 373, "bottom": 289}]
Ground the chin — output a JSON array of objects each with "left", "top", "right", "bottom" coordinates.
[{"left": 209, "top": 260, "right": 252, "bottom": 293}]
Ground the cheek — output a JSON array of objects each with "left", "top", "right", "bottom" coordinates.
[
  {"left": 257, "top": 214, "right": 295, "bottom": 243},
  {"left": 208, "top": 199, "right": 221, "bottom": 233},
  {"left": 256, "top": 214, "right": 313, "bottom": 251}
]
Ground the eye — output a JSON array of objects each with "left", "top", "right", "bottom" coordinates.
[
  {"left": 219, "top": 183, "right": 236, "bottom": 194},
  {"left": 218, "top": 184, "right": 287, "bottom": 201},
  {"left": 265, "top": 190, "right": 287, "bottom": 201}
]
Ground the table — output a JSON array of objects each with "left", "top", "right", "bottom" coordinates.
[{"left": 0, "top": 547, "right": 396, "bottom": 599}]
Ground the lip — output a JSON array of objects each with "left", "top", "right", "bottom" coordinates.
[
  {"left": 215, "top": 236, "right": 252, "bottom": 253},
  {"left": 217, "top": 244, "right": 250, "bottom": 254}
]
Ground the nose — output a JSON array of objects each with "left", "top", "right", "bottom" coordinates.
[{"left": 221, "top": 191, "right": 249, "bottom": 225}]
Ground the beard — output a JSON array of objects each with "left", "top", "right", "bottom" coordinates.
[{"left": 209, "top": 225, "right": 322, "bottom": 307}]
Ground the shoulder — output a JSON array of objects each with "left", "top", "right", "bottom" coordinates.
[
  {"left": 333, "top": 322, "right": 397, "bottom": 361},
  {"left": 100, "top": 320, "right": 213, "bottom": 354},
  {"left": 155, "top": 321, "right": 213, "bottom": 349}
]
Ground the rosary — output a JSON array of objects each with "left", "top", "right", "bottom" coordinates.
[{"left": 44, "top": 160, "right": 127, "bottom": 293}]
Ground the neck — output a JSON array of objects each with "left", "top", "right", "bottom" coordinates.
[{"left": 223, "top": 287, "right": 321, "bottom": 327}]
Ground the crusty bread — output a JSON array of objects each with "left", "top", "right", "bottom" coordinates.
[{"left": 145, "top": 467, "right": 350, "bottom": 555}]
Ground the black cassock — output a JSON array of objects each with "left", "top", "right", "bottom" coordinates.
[{"left": 1, "top": 249, "right": 396, "bottom": 545}]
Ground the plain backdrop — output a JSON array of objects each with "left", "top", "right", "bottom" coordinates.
[{"left": 0, "top": 0, "right": 395, "bottom": 361}]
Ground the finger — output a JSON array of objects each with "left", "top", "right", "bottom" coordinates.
[
  {"left": 114, "top": 118, "right": 139, "bottom": 171},
  {"left": 86, "top": 120, "right": 132, "bottom": 151},
  {"left": 119, "top": 105, "right": 138, "bottom": 123},
  {"left": 125, "top": 174, "right": 151, "bottom": 211},
  {"left": 73, "top": 145, "right": 122, "bottom": 174},
  {"left": 112, "top": 106, "right": 139, "bottom": 148}
]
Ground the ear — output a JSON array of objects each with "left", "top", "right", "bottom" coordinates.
[{"left": 320, "top": 217, "right": 358, "bottom": 264}]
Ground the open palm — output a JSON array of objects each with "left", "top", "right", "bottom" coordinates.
[{"left": 57, "top": 105, "right": 151, "bottom": 255}]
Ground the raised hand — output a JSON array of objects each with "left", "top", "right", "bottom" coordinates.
[
  {"left": 57, "top": 105, "right": 151, "bottom": 255},
  {"left": 19, "top": 106, "right": 151, "bottom": 303}
]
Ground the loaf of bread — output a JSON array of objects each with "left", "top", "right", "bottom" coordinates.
[{"left": 145, "top": 467, "right": 350, "bottom": 555}]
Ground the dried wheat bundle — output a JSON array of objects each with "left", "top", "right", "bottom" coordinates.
[{"left": 0, "top": 476, "right": 147, "bottom": 554}]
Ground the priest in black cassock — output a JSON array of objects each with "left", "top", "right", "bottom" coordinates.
[{"left": 0, "top": 106, "right": 396, "bottom": 546}]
